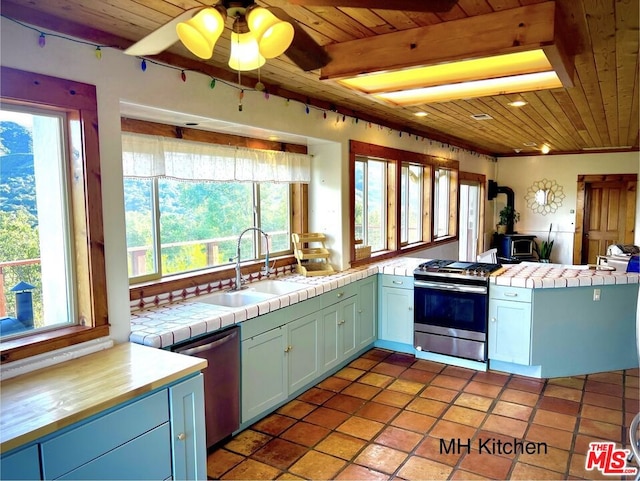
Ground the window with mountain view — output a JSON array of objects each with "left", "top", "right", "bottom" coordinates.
[
  {"left": 124, "top": 178, "right": 291, "bottom": 280},
  {"left": 0, "top": 108, "right": 75, "bottom": 338},
  {"left": 121, "top": 133, "right": 301, "bottom": 282},
  {"left": 1, "top": 67, "right": 107, "bottom": 362}
]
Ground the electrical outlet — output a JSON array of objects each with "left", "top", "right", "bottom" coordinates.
[{"left": 593, "top": 288, "right": 601, "bottom": 301}]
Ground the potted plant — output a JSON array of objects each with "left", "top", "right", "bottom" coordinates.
[
  {"left": 497, "top": 205, "right": 520, "bottom": 234},
  {"left": 537, "top": 223, "right": 554, "bottom": 262}
]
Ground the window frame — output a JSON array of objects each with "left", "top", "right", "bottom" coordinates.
[
  {"left": 125, "top": 178, "right": 295, "bottom": 283},
  {"left": 121, "top": 119, "right": 308, "bottom": 303},
  {"left": 349, "top": 140, "right": 459, "bottom": 265},
  {"left": 0, "top": 67, "right": 109, "bottom": 364}
]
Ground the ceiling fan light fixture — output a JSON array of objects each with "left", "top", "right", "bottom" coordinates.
[
  {"left": 229, "top": 20, "right": 266, "bottom": 72},
  {"left": 176, "top": 6, "right": 226, "bottom": 59},
  {"left": 246, "top": 6, "right": 294, "bottom": 59}
]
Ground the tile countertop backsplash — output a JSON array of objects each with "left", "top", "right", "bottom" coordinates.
[
  {"left": 130, "top": 257, "right": 425, "bottom": 348},
  {"left": 130, "top": 258, "right": 640, "bottom": 348},
  {"left": 492, "top": 261, "right": 640, "bottom": 288}
]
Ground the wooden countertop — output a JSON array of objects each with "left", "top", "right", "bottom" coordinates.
[{"left": 0, "top": 342, "right": 206, "bottom": 453}]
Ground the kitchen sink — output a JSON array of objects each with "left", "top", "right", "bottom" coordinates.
[
  {"left": 194, "top": 290, "right": 276, "bottom": 308},
  {"left": 191, "top": 280, "right": 308, "bottom": 308},
  {"left": 248, "top": 279, "right": 309, "bottom": 295}
]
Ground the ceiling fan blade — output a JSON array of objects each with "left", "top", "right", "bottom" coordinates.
[
  {"left": 287, "top": 0, "right": 458, "bottom": 12},
  {"left": 124, "top": 7, "right": 203, "bottom": 56},
  {"left": 269, "top": 7, "right": 331, "bottom": 71}
]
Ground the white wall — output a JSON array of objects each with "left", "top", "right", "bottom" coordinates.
[
  {"left": 1, "top": 18, "right": 496, "bottom": 343},
  {"left": 495, "top": 152, "right": 640, "bottom": 264}
]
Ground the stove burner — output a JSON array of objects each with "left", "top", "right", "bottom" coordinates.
[{"left": 415, "top": 259, "right": 502, "bottom": 278}]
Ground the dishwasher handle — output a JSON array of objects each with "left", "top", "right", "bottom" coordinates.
[{"left": 177, "top": 329, "right": 238, "bottom": 356}]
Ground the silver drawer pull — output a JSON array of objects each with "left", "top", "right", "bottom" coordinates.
[
  {"left": 392, "top": 280, "right": 403, "bottom": 285},
  {"left": 504, "top": 292, "right": 518, "bottom": 297},
  {"left": 177, "top": 433, "right": 186, "bottom": 441},
  {"left": 337, "top": 292, "right": 344, "bottom": 298}
]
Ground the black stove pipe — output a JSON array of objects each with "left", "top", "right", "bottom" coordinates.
[{"left": 488, "top": 180, "right": 516, "bottom": 234}]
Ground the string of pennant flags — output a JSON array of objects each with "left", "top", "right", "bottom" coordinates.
[{"left": 2, "top": 14, "right": 496, "bottom": 163}]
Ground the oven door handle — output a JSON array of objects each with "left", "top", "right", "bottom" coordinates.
[{"left": 414, "top": 280, "right": 487, "bottom": 294}]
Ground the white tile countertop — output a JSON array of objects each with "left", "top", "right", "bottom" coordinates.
[
  {"left": 130, "top": 257, "right": 640, "bottom": 348},
  {"left": 130, "top": 257, "right": 425, "bottom": 348},
  {"left": 492, "top": 261, "right": 640, "bottom": 288}
]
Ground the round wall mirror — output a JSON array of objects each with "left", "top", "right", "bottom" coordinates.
[{"left": 525, "top": 178, "right": 565, "bottom": 215}]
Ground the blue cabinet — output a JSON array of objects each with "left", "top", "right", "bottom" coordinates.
[
  {"left": 322, "top": 294, "right": 357, "bottom": 372},
  {"left": 488, "top": 293, "right": 532, "bottom": 365},
  {"left": 169, "top": 374, "right": 207, "bottom": 481},
  {"left": 1, "top": 375, "right": 205, "bottom": 481},
  {"left": 241, "top": 326, "right": 288, "bottom": 422},
  {"left": 241, "top": 277, "right": 378, "bottom": 425},
  {"left": 0, "top": 444, "right": 40, "bottom": 480},
  {"left": 377, "top": 275, "right": 414, "bottom": 352},
  {"left": 356, "top": 276, "right": 377, "bottom": 349}
]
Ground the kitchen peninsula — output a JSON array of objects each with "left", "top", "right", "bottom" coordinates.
[
  {"left": 130, "top": 258, "right": 639, "bottom": 380},
  {"left": 488, "top": 262, "right": 639, "bottom": 378}
]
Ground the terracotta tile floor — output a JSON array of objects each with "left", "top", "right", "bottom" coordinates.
[{"left": 208, "top": 349, "right": 640, "bottom": 480}]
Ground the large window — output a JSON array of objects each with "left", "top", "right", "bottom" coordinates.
[
  {"left": 0, "top": 108, "right": 75, "bottom": 337},
  {"left": 350, "top": 140, "right": 458, "bottom": 263},
  {"left": 354, "top": 157, "right": 387, "bottom": 253},
  {"left": 0, "top": 67, "right": 108, "bottom": 363},
  {"left": 122, "top": 131, "right": 305, "bottom": 283},
  {"left": 124, "top": 179, "right": 291, "bottom": 281},
  {"left": 401, "top": 163, "right": 423, "bottom": 245},
  {"left": 434, "top": 168, "right": 451, "bottom": 238}
]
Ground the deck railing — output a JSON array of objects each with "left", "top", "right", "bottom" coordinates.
[{"left": 0, "top": 258, "right": 40, "bottom": 317}]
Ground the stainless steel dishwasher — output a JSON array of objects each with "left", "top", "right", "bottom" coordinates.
[{"left": 173, "top": 325, "right": 240, "bottom": 449}]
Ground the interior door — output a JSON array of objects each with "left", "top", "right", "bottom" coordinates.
[{"left": 576, "top": 175, "right": 637, "bottom": 264}]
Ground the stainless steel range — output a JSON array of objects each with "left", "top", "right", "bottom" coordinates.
[{"left": 413, "top": 260, "right": 502, "bottom": 362}]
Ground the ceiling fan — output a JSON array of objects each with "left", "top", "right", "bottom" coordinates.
[{"left": 124, "top": 0, "right": 459, "bottom": 72}]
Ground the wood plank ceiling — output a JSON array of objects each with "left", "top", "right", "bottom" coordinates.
[{"left": 1, "top": 0, "right": 638, "bottom": 157}]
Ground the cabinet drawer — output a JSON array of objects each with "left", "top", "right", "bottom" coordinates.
[
  {"left": 489, "top": 285, "right": 532, "bottom": 303},
  {"left": 42, "top": 390, "right": 169, "bottom": 480},
  {"left": 57, "top": 423, "right": 171, "bottom": 480},
  {"left": 320, "top": 283, "right": 357, "bottom": 308},
  {"left": 380, "top": 275, "right": 413, "bottom": 290},
  {"left": 1, "top": 444, "right": 41, "bottom": 480}
]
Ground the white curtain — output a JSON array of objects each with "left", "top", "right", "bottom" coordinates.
[{"left": 121, "top": 132, "right": 310, "bottom": 183}]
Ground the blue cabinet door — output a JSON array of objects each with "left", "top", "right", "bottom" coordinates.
[
  {"left": 288, "top": 312, "right": 322, "bottom": 393},
  {"left": 357, "top": 276, "right": 377, "bottom": 348},
  {"left": 169, "top": 374, "right": 207, "bottom": 481},
  {"left": 339, "top": 296, "right": 358, "bottom": 360},
  {"left": 379, "top": 286, "right": 414, "bottom": 345},
  {"left": 488, "top": 299, "right": 532, "bottom": 365},
  {"left": 241, "top": 327, "right": 287, "bottom": 422},
  {"left": 1, "top": 444, "right": 41, "bottom": 480}
]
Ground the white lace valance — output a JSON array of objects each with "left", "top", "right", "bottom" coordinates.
[{"left": 121, "top": 132, "right": 310, "bottom": 183}]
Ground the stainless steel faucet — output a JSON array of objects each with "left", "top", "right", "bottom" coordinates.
[{"left": 231, "top": 227, "right": 271, "bottom": 291}]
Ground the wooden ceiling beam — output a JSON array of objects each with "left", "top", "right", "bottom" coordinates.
[{"left": 320, "top": 1, "right": 574, "bottom": 87}]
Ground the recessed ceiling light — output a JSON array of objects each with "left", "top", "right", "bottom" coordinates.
[
  {"left": 523, "top": 141, "right": 537, "bottom": 147},
  {"left": 541, "top": 144, "right": 551, "bottom": 154},
  {"left": 414, "top": 111, "right": 428, "bottom": 117},
  {"left": 514, "top": 148, "right": 522, "bottom": 153},
  {"left": 508, "top": 99, "right": 528, "bottom": 107},
  {"left": 471, "top": 113, "right": 493, "bottom": 121},
  {"left": 268, "top": 135, "right": 280, "bottom": 141}
]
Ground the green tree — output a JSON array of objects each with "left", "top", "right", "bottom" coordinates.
[{"left": 0, "top": 209, "right": 42, "bottom": 322}]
